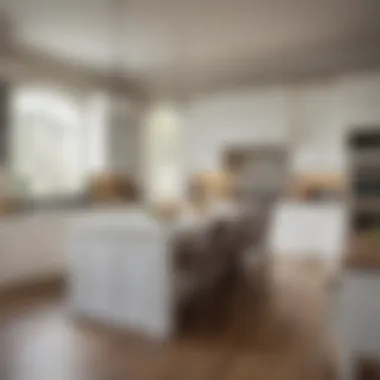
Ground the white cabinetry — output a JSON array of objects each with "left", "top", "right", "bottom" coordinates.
[{"left": 67, "top": 211, "right": 174, "bottom": 340}]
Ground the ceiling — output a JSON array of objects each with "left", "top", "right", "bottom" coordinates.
[{"left": 4, "top": 0, "right": 380, "bottom": 96}]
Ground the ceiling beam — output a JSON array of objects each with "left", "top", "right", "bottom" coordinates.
[{"left": 0, "top": 43, "right": 147, "bottom": 101}]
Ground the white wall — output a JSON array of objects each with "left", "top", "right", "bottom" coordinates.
[
  {"left": 292, "top": 73, "right": 380, "bottom": 175},
  {"left": 181, "top": 87, "right": 291, "bottom": 177},
  {"left": 290, "top": 79, "right": 345, "bottom": 174},
  {"left": 180, "top": 71, "right": 380, "bottom": 179}
]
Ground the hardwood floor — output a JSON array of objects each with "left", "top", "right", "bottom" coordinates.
[{"left": 0, "top": 262, "right": 337, "bottom": 380}]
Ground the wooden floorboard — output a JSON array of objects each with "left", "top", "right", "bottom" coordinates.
[{"left": 0, "top": 262, "right": 337, "bottom": 380}]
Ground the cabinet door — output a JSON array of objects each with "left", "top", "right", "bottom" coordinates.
[
  {"left": 112, "top": 232, "right": 173, "bottom": 337},
  {"left": 69, "top": 233, "right": 112, "bottom": 317},
  {"left": 340, "top": 275, "right": 380, "bottom": 355}
]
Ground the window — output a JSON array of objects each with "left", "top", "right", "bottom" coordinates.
[
  {"left": 145, "top": 104, "right": 182, "bottom": 202},
  {"left": 11, "top": 86, "right": 90, "bottom": 198}
]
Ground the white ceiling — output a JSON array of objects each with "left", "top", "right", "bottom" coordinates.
[{"left": 4, "top": 0, "right": 380, "bottom": 95}]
